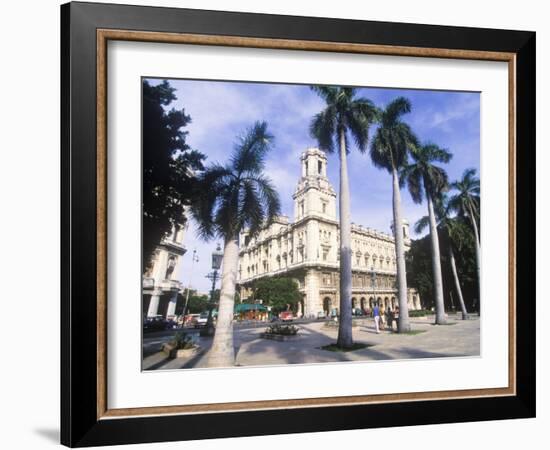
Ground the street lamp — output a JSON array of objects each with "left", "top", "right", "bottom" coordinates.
[
  {"left": 202, "top": 244, "right": 223, "bottom": 336},
  {"left": 370, "top": 266, "right": 377, "bottom": 310},
  {"left": 182, "top": 249, "right": 199, "bottom": 323},
  {"left": 211, "top": 243, "right": 223, "bottom": 271}
]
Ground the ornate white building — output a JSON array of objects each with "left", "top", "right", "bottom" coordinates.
[
  {"left": 142, "top": 224, "right": 187, "bottom": 318},
  {"left": 237, "top": 148, "right": 420, "bottom": 317}
]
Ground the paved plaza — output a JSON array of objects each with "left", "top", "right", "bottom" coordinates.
[{"left": 143, "top": 315, "right": 480, "bottom": 370}]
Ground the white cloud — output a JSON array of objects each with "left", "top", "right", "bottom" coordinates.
[{"left": 413, "top": 93, "right": 479, "bottom": 134}]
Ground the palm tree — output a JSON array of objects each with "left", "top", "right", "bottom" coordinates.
[
  {"left": 192, "top": 122, "right": 281, "bottom": 367},
  {"left": 401, "top": 143, "right": 451, "bottom": 325},
  {"left": 449, "top": 168, "right": 481, "bottom": 291},
  {"left": 370, "top": 97, "right": 417, "bottom": 332},
  {"left": 415, "top": 194, "right": 470, "bottom": 320},
  {"left": 310, "top": 86, "right": 379, "bottom": 348}
]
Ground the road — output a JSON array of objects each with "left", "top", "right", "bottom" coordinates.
[{"left": 142, "top": 314, "right": 480, "bottom": 367}]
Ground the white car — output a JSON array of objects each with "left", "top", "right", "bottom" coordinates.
[{"left": 194, "top": 312, "right": 209, "bottom": 328}]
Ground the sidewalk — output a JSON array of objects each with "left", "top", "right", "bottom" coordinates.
[{"left": 143, "top": 315, "right": 480, "bottom": 370}]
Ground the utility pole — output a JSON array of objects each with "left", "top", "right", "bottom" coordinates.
[{"left": 182, "top": 249, "right": 199, "bottom": 323}]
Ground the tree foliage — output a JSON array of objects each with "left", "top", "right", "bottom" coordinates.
[
  {"left": 179, "top": 289, "right": 210, "bottom": 314},
  {"left": 401, "top": 143, "right": 452, "bottom": 202},
  {"left": 370, "top": 97, "right": 418, "bottom": 172},
  {"left": 448, "top": 168, "right": 481, "bottom": 231},
  {"left": 413, "top": 194, "right": 478, "bottom": 312},
  {"left": 407, "top": 219, "right": 479, "bottom": 312},
  {"left": 251, "top": 277, "right": 301, "bottom": 313},
  {"left": 191, "top": 121, "right": 281, "bottom": 242},
  {"left": 142, "top": 79, "right": 205, "bottom": 269},
  {"left": 310, "top": 86, "right": 379, "bottom": 154}
]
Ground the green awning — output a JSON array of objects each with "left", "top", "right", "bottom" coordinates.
[{"left": 235, "top": 303, "right": 267, "bottom": 312}]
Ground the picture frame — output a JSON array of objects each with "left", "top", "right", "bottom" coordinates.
[{"left": 61, "top": 1, "right": 535, "bottom": 447}]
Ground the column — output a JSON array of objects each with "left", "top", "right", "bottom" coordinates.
[
  {"left": 153, "top": 250, "right": 169, "bottom": 281},
  {"left": 304, "top": 269, "right": 320, "bottom": 317},
  {"left": 166, "top": 290, "right": 178, "bottom": 317},
  {"left": 147, "top": 289, "right": 162, "bottom": 317}
]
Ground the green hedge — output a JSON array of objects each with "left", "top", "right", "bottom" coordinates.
[{"left": 408, "top": 309, "right": 433, "bottom": 317}]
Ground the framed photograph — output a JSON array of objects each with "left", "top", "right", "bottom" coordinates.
[{"left": 61, "top": 1, "right": 535, "bottom": 447}]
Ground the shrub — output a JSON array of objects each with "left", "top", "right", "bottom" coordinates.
[
  {"left": 409, "top": 309, "right": 432, "bottom": 317},
  {"left": 172, "top": 331, "right": 195, "bottom": 349},
  {"left": 265, "top": 324, "right": 299, "bottom": 336}
]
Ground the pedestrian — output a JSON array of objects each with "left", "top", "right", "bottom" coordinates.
[
  {"left": 386, "top": 307, "right": 394, "bottom": 331},
  {"left": 373, "top": 303, "right": 380, "bottom": 333}
]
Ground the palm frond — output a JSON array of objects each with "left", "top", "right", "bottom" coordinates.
[
  {"left": 423, "top": 143, "right": 453, "bottom": 164},
  {"left": 414, "top": 215, "right": 430, "bottom": 234},
  {"left": 192, "top": 122, "right": 281, "bottom": 241},
  {"left": 345, "top": 98, "right": 379, "bottom": 152},
  {"left": 310, "top": 85, "right": 339, "bottom": 104},
  {"left": 406, "top": 142, "right": 451, "bottom": 200},
  {"left": 231, "top": 121, "right": 274, "bottom": 175},
  {"left": 369, "top": 128, "right": 392, "bottom": 171},
  {"left": 309, "top": 107, "right": 336, "bottom": 153},
  {"left": 240, "top": 179, "right": 265, "bottom": 238},
  {"left": 449, "top": 167, "right": 480, "bottom": 219},
  {"left": 249, "top": 175, "right": 281, "bottom": 233},
  {"left": 381, "top": 97, "right": 411, "bottom": 128},
  {"left": 190, "top": 164, "right": 233, "bottom": 240},
  {"left": 311, "top": 86, "right": 378, "bottom": 156},
  {"left": 369, "top": 97, "right": 416, "bottom": 172},
  {"left": 403, "top": 164, "right": 424, "bottom": 204}
]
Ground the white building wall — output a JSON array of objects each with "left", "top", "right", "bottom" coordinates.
[{"left": 237, "top": 147, "right": 419, "bottom": 311}]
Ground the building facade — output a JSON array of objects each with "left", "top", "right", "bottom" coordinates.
[
  {"left": 142, "top": 224, "right": 187, "bottom": 318},
  {"left": 237, "top": 148, "right": 420, "bottom": 317}
]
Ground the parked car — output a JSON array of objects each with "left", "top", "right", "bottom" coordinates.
[
  {"left": 184, "top": 313, "right": 200, "bottom": 326},
  {"left": 279, "top": 311, "right": 294, "bottom": 322},
  {"left": 143, "top": 315, "right": 169, "bottom": 333},
  {"left": 164, "top": 316, "right": 179, "bottom": 329},
  {"left": 194, "top": 312, "right": 210, "bottom": 328}
]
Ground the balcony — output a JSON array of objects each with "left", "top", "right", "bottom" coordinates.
[
  {"left": 159, "top": 279, "right": 183, "bottom": 291},
  {"left": 142, "top": 277, "right": 155, "bottom": 289},
  {"left": 160, "top": 238, "right": 187, "bottom": 255}
]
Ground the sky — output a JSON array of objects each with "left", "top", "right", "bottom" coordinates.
[{"left": 146, "top": 78, "right": 480, "bottom": 293}]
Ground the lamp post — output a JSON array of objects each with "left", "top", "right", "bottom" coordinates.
[
  {"left": 370, "top": 266, "right": 377, "bottom": 311},
  {"left": 202, "top": 244, "right": 223, "bottom": 337},
  {"left": 182, "top": 249, "right": 199, "bottom": 324}
]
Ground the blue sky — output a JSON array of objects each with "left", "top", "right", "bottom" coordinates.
[{"left": 146, "top": 78, "right": 480, "bottom": 293}]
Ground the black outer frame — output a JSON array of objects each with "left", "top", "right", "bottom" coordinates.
[{"left": 60, "top": 1, "right": 535, "bottom": 447}]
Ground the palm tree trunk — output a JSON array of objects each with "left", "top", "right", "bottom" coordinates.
[
  {"left": 206, "top": 235, "right": 239, "bottom": 367},
  {"left": 392, "top": 167, "right": 411, "bottom": 332},
  {"left": 449, "top": 245, "right": 468, "bottom": 319},
  {"left": 337, "top": 129, "right": 353, "bottom": 348},
  {"left": 427, "top": 192, "right": 447, "bottom": 324},
  {"left": 466, "top": 201, "right": 481, "bottom": 302}
]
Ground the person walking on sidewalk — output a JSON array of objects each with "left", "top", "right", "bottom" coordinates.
[
  {"left": 386, "top": 307, "right": 394, "bottom": 331},
  {"left": 373, "top": 303, "right": 381, "bottom": 334}
]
